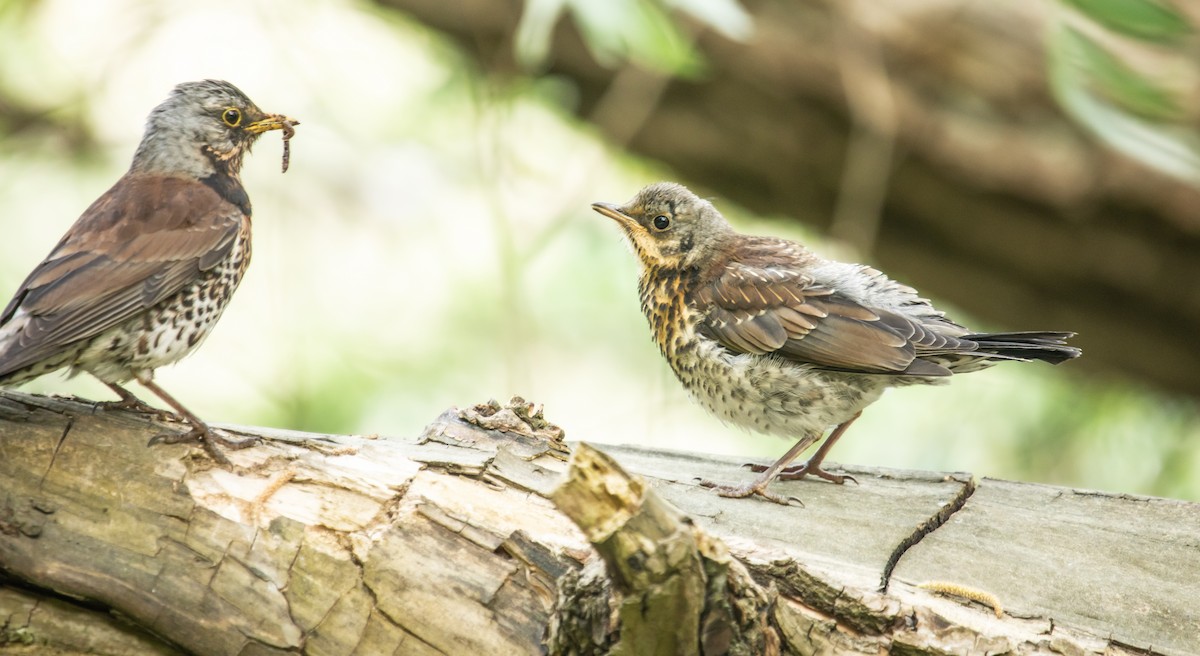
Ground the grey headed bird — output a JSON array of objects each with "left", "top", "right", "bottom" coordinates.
[
  {"left": 0, "top": 80, "right": 298, "bottom": 464},
  {"left": 592, "top": 182, "right": 1080, "bottom": 504}
]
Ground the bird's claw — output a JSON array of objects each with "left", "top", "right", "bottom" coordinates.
[
  {"left": 696, "top": 477, "right": 804, "bottom": 506},
  {"left": 767, "top": 462, "right": 858, "bottom": 485},
  {"left": 147, "top": 426, "right": 259, "bottom": 466},
  {"left": 95, "top": 398, "right": 178, "bottom": 422}
]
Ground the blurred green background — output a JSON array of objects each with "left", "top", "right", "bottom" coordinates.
[{"left": 0, "top": 0, "right": 1197, "bottom": 500}]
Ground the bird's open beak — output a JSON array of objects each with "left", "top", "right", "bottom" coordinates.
[
  {"left": 591, "top": 202, "right": 642, "bottom": 232},
  {"left": 244, "top": 114, "right": 300, "bottom": 134}
]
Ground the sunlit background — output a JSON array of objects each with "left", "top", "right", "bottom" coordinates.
[{"left": 1, "top": 0, "right": 1197, "bottom": 500}]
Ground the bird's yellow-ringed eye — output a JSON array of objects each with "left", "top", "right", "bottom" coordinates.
[
  {"left": 221, "top": 107, "right": 242, "bottom": 127},
  {"left": 652, "top": 215, "right": 671, "bottom": 230}
]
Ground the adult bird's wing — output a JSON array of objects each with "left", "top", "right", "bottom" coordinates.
[
  {"left": 0, "top": 174, "right": 245, "bottom": 376},
  {"left": 695, "top": 240, "right": 971, "bottom": 376}
]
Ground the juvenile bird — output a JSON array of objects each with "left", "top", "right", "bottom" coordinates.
[
  {"left": 593, "top": 182, "right": 1080, "bottom": 504},
  {"left": 0, "top": 80, "right": 297, "bottom": 463}
]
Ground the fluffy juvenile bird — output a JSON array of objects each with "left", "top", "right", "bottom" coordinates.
[
  {"left": 0, "top": 80, "right": 297, "bottom": 463},
  {"left": 593, "top": 182, "right": 1080, "bottom": 504}
]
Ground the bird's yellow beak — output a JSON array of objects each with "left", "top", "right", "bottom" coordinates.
[
  {"left": 591, "top": 202, "right": 644, "bottom": 232},
  {"left": 244, "top": 114, "right": 300, "bottom": 134}
]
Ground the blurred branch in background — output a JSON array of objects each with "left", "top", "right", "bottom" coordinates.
[
  {"left": 828, "top": 12, "right": 897, "bottom": 254},
  {"left": 0, "top": 93, "right": 92, "bottom": 151},
  {"left": 0, "top": 66, "right": 94, "bottom": 155}
]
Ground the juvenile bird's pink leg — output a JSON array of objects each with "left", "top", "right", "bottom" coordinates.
[
  {"left": 752, "top": 412, "right": 861, "bottom": 485},
  {"left": 699, "top": 432, "right": 822, "bottom": 505}
]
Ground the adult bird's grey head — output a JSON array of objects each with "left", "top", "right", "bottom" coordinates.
[
  {"left": 0, "top": 80, "right": 297, "bottom": 464},
  {"left": 131, "top": 79, "right": 297, "bottom": 179}
]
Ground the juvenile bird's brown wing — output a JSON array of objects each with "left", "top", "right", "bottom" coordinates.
[
  {"left": 695, "top": 242, "right": 970, "bottom": 376},
  {"left": 0, "top": 174, "right": 245, "bottom": 376}
]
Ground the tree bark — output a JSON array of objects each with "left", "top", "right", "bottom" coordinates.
[
  {"left": 0, "top": 391, "right": 1196, "bottom": 655},
  {"left": 374, "top": 0, "right": 1200, "bottom": 400}
]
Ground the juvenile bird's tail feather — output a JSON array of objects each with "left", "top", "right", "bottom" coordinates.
[{"left": 963, "top": 331, "right": 1081, "bottom": 365}]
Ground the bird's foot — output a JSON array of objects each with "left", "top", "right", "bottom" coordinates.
[
  {"left": 752, "top": 461, "right": 857, "bottom": 485},
  {"left": 148, "top": 425, "right": 259, "bottom": 466},
  {"left": 95, "top": 397, "right": 179, "bottom": 422},
  {"left": 697, "top": 478, "right": 804, "bottom": 506}
]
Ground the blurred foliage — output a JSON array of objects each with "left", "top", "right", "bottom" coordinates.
[
  {"left": 1060, "top": 0, "right": 1192, "bottom": 42},
  {"left": 514, "top": 0, "right": 750, "bottom": 74},
  {"left": 0, "top": 0, "right": 1197, "bottom": 501},
  {"left": 1048, "top": 0, "right": 1200, "bottom": 185}
]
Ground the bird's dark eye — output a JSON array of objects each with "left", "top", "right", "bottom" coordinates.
[
  {"left": 652, "top": 215, "right": 671, "bottom": 230},
  {"left": 221, "top": 108, "right": 242, "bottom": 127}
]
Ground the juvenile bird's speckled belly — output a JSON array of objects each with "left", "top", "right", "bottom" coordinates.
[
  {"left": 674, "top": 338, "right": 888, "bottom": 438},
  {"left": 642, "top": 283, "right": 889, "bottom": 439}
]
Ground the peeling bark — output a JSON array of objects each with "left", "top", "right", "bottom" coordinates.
[
  {"left": 0, "top": 390, "right": 1196, "bottom": 655},
  {"left": 550, "top": 444, "right": 780, "bottom": 655}
]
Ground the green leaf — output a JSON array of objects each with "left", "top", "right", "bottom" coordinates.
[
  {"left": 1049, "top": 27, "right": 1200, "bottom": 186},
  {"left": 663, "top": 0, "right": 753, "bottom": 41},
  {"left": 571, "top": 0, "right": 706, "bottom": 76},
  {"left": 514, "top": 0, "right": 567, "bottom": 71},
  {"left": 1058, "top": 27, "right": 1181, "bottom": 121},
  {"left": 1061, "top": 0, "right": 1192, "bottom": 43},
  {"left": 515, "top": 0, "right": 708, "bottom": 77}
]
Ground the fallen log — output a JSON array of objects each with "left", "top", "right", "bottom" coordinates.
[{"left": 0, "top": 390, "right": 1195, "bottom": 655}]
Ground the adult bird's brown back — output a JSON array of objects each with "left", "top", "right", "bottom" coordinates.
[
  {"left": 592, "top": 182, "right": 1080, "bottom": 504},
  {"left": 0, "top": 80, "right": 297, "bottom": 463}
]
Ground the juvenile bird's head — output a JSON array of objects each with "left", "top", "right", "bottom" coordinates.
[
  {"left": 592, "top": 182, "right": 735, "bottom": 272},
  {"left": 131, "top": 79, "right": 298, "bottom": 178}
]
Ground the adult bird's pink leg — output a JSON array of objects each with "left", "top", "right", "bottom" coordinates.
[
  {"left": 96, "top": 380, "right": 176, "bottom": 419},
  {"left": 139, "top": 377, "right": 257, "bottom": 464}
]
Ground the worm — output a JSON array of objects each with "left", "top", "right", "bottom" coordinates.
[{"left": 280, "top": 121, "right": 295, "bottom": 173}]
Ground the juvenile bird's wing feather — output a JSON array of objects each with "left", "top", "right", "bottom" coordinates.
[
  {"left": 695, "top": 240, "right": 977, "bottom": 376},
  {"left": 0, "top": 174, "right": 244, "bottom": 376}
]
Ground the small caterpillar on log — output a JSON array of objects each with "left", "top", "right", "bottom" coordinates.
[{"left": 918, "top": 581, "right": 1004, "bottom": 618}]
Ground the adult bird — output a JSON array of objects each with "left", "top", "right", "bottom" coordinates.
[
  {"left": 593, "top": 182, "right": 1080, "bottom": 504},
  {"left": 0, "top": 80, "right": 297, "bottom": 463}
]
